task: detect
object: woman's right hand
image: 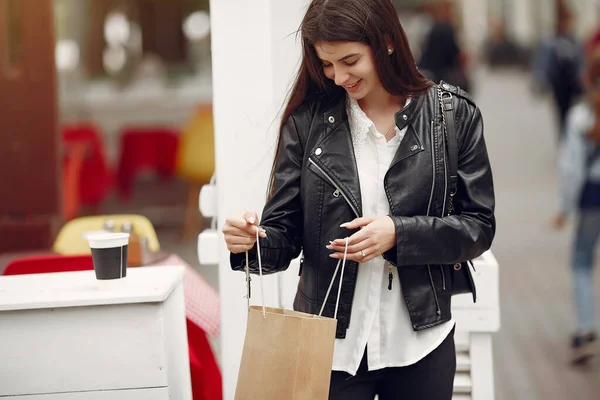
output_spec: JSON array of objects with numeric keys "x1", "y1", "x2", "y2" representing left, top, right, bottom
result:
[{"x1": 222, "y1": 211, "x2": 267, "y2": 254}]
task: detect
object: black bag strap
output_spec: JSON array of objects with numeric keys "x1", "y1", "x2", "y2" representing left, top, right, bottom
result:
[{"x1": 438, "y1": 84, "x2": 458, "y2": 215}]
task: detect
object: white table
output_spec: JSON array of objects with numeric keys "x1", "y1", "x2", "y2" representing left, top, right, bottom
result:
[{"x1": 0, "y1": 266, "x2": 192, "y2": 399}]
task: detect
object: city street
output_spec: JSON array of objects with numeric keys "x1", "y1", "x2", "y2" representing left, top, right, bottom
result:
[{"x1": 473, "y1": 67, "x2": 600, "y2": 400}]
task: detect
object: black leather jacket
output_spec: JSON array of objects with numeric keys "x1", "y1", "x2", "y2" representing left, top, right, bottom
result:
[{"x1": 231, "y1": 83, "x2": 495, "y2": 339}]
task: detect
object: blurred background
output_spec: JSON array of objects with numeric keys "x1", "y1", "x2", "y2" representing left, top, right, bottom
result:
[{"x1": 1, "y1": 0, "x2": 600, "y2": 399}]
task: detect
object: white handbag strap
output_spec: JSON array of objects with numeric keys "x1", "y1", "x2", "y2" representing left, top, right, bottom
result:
[
  {"x1": 252, "y1": 229, "x2": 266, "y2": 317},
  {"x1": 245, "y1": 231, "x2": 349, "y2": 320},
  {"x1": 319, "y1": 237, "x2": 349, "y2": 319}
]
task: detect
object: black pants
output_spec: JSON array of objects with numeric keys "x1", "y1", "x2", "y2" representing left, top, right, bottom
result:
[{"x1": 329, "y1": 328, "x2": 456, "y2": 400}]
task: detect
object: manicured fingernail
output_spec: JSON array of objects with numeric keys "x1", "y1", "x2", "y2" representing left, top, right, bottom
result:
[
  {"x1": 248, "y1": 216, "x2": 255, "y2": 224},
  {"x1": 329, "y1": 254, "x2": 338, "y2": 258},
  {"x1": 340, "y1": 222, "x2": 349, "y2": 227},
  {"x1": 326, "y1": 245, "x2": 333, "y2": 249}
]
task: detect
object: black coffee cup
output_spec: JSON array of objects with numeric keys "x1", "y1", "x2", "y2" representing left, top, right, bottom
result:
[{"x1": 87, "y1": 233, "x2": 130, "y2": 280}]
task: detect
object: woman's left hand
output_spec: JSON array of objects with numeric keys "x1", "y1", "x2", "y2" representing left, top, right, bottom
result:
[{"x1": 326, "y1": 216, "x2": 396, "y2": 262}]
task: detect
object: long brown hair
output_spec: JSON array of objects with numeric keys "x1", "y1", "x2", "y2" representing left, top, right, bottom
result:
[{"x1": 268, "y1": 0, "x2": 433, "y2": 197}]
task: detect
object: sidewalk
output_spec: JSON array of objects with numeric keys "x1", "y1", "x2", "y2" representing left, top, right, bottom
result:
[{"x1": 475, "y1": 67, "x2": 600, "y2": 400}]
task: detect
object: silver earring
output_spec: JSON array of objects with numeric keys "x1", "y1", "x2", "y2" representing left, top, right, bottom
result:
[{"x1": 388, "y1": 48, "x2": 393, "y2": 55}]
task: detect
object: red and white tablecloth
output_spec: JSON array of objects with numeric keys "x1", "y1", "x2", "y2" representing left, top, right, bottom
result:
[{"x1": 154, "y1": 254, "x2": 220, "y2": 338}]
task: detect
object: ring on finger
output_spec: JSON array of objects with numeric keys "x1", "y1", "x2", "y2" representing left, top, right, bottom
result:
[{"x1": 360, "y1": 250, "x2": 366, "y2": 258}]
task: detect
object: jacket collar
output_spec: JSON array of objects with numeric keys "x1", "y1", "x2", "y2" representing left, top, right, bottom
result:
[
  {"x1": 309, "y1": 90, "x2": 427, "y2": 216},
  {"x1": 321, "y1": 89, "x2": 425, "y2": 131}
]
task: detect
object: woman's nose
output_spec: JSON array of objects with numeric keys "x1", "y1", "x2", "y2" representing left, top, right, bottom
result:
[{"x1": 333, "y1": 67, "x2": 350, "y2": 86}]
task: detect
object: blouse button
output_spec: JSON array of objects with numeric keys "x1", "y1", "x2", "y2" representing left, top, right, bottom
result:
[
  {"x1": 402, "y1": 114, "x2": 408, "y2": 120},
  {"x1": 410, "y1": 145, "x2": 418, "y2": 151},
  {"x1": 328, "y1": 116, "x2": 335, "y2": 123},
  {"x1": 315, "y1": 148, "x2": 323, "y2": 156}
]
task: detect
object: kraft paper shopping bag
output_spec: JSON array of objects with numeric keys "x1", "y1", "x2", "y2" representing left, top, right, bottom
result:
[{"x1": 234, "y1": 234, "x2": 349, "y2": 400}]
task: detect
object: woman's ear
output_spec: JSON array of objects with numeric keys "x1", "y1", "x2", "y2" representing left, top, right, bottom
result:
[{"x1": 384, "y1": 34, "x2": 393, "y2": 54}]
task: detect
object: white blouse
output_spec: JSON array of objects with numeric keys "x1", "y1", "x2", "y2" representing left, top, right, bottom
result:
[{"x1": 331, "y1": 96, "x2": 455, "y2": 376}]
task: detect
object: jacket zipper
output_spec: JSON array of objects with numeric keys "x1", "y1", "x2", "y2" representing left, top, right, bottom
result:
[
  {"x1": 427, "y1": 265, "x2": 442, "y2": 315},
  {"x1": 440, "y1": 265, "x2": 446, "y2": 290},
  {"x1": 308, "y1": 158, "x2": 360, "y2": 217},
  {"x1": 427, "y1": 120, "x2": 442, "y2": 314},
  {"x1": 308, "y1": 157, "x2": 360, "y2": 325}
]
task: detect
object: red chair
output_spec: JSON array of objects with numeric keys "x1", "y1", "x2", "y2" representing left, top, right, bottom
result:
[
  {"x1": 116, "y1": 127, "x2": 180, "y2": 200},
  {"x1": 3, "y1": 254, "x2": 94, "y2": 276},
  {"x1": 62, "y1": 124, "x2": 113, "y2": 209},
  {"x1": 2, "y1": 254, "x2": 221, "y2": 400}
]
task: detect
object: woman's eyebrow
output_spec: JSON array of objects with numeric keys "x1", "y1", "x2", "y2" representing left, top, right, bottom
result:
[
  {"x1": 319, "y1": 53, "x2": 360, "y2": 63},
  {"x1": 337, "y1": 53, "x2": 360, "y2": 61}
]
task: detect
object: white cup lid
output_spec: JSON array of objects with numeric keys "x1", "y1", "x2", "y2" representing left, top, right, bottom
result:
[
  {"x1": 82, "y1": 230, "x2": 108, "y2": 240},
  {"x1": 87, "y1": 232, "x2": 130, "y2": 249}
]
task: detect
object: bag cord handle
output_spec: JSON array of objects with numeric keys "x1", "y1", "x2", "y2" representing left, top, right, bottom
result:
[{"x1": 245, "y1": 232, "x2": 349, "y2": 320}]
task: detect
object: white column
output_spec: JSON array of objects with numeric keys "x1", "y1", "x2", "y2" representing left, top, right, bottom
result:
[
  {"x1": 533, "y1": 0, "x2": 555, "y2": 40},
  {"x1": 457, "y1": 0, "x2": 489, "y2": 60},
  {"x1": 573, "y1": 0, "x2": 599, "y2": 39},
  {"x1": 505, "y1": 0, "x2": 537, "y2": 48},
  {"x1": 209, "y1": 1, "x2": 308, "y2": 398}
]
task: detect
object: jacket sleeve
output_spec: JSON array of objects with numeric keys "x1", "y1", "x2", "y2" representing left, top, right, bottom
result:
[
  {"x1": 386, "y1": 103, "x2": 495, "y2": 266},
  {"x1": 229, "y1": 111, "x2": 306, "y2": 274}
]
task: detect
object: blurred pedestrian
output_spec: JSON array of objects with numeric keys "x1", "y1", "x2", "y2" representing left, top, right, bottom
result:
[
  {"x1": 533, "y1": 4, "x2": 584, "y2": 138},
  {"x1": 552, "y1": 48, "x2": 600, "y2": 365},
  {"x1": 418, "y1": 0, "x2": 470, "y2": 92}
]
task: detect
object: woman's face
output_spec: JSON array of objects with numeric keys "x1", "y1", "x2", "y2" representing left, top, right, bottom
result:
[{"x1": 314, "y1": 41, "x2": 384, "y2": 101}]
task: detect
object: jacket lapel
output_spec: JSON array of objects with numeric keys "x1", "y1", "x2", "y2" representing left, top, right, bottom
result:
[
  {"x1": 389, "y1": 91, "x2": 427, "y2": 169},
  {"x1": 308, "y1": 99, "x2": 363, "y2": 217},
  {"x1": 388, "y1": 125, "x2": 425, "y2": 169}
]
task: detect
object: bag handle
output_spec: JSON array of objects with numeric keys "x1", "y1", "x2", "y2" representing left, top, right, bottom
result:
[
  {"x1": 245, "y1": 232, "x2": 349, "y2": 320},
  {"x1": 438, "y1": 84, "x2": 458, "y2": 215},
  {"x1": 318, "y1": 237, "x2": 349, "y2": 319}
]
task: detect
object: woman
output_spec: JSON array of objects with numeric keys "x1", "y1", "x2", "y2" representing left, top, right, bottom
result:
[
  {"x1": 418, "y1": 0, "x2": 471, "y2": 92},
  {"x1": 553, "y1": 48, "x2": 600, "y2": 365},
  {"x1": 222, "y1": 0, "x2": 495, "y2": 398}
]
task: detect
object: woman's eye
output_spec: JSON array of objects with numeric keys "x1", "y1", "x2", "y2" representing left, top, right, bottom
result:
[
  {"x1": 345, "y1": 60, "x2": 357, "y2": 66},
  {"x1": 323, "y1": 63, "x2": 332, "y2": 68}
]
